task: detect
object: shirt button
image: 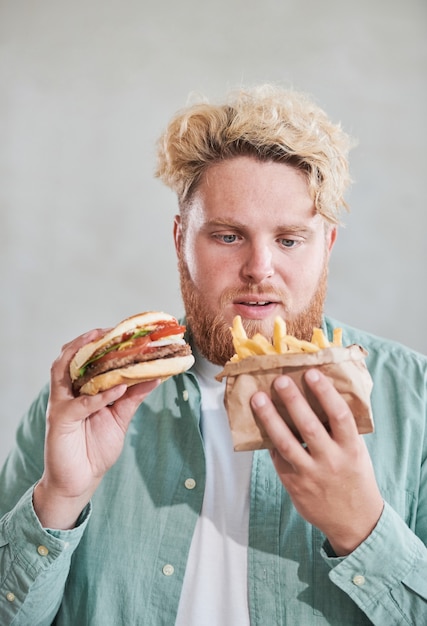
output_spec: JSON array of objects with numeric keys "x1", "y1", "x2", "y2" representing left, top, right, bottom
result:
[
  {"x1": 37, "y1": 545, "x2": 49, "y2": 556},
  {"x1": 352, "y1": 574, "x2": 366, "y2": 586},
  {"x1": 162, "y1": 564, "x2": 175, "y2": 576},
  {"x1": 182, "y1": 390, "x2": 189, "y2": 402},
  {"x1": 6, "y1": 592, "x2": 15, "y2": 602},
  {"x1": 184, "y1": 478, "x2": 196, "y2": 490}
]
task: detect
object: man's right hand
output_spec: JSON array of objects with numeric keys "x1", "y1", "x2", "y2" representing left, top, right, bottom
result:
[{"x1": 33, "y1": 329, "x2": 160, "y2": 530}]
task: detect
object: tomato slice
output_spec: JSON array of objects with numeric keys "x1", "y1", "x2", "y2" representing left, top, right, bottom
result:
[
  {"x1": 90, "y1": 335, "x2": 153, "y2": 367},
  {"x1": 80, "y1": 322, "x2": 186, "y2": 375},
  {"x1": 149, "y1": 322, "x2": 186, "y2": 342}
]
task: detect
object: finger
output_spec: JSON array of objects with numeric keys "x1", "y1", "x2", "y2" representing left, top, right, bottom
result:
[
  {"x1": 303, "y1": 369, "x2": 359, "y2": 446},
  {"x1": 72, "y1": 378, "x2": 161, "y2": 418},
  {"x1": 109, "y1": 379, "x2": 161, "y2": 427},
  {"x1": 48, "y1": 377, "x2": 162, "y2": 429},
  {"x1": 59, "y1": 328, "x2": 110, "y2": 357},
  {"x1": 251, "y1": 390, "x2": 311, "y2": 471},
  {"x1": 111, "y1": 379, "x2": 161, "y2": 411},
  {"x1": 47, "y1": 384, "x2": 129, "y2": 426},
  {"x1": 271, "y1": 375, "x2": 332, "y2": 453},
  {"x1": 50, "y1": 329, "x2": 111, "y2": 402}
]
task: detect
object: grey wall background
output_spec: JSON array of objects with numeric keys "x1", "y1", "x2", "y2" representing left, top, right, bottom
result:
[{"x1": 1, "y1": 0, "x2": 426, "y2": 466}]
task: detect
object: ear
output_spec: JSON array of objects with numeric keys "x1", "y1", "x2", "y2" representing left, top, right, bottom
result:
[
  {"x1": 326, "y1": 226, "x2": 337, "y2": 253},
  {"x1": 173, "y1": 214, "x2": 182, "y2": 255}
]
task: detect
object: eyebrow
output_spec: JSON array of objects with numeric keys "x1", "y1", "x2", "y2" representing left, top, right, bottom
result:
[{"x1": 203, "y1": 218, "x2": 316, "y2": 235}]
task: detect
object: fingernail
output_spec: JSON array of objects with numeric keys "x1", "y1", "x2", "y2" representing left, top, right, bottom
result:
[
  {"x1": 305, "y1": 369, "x2": 320, "y2": 382},
  {"x1": 274, "y1": 376, "x2": 290, "y2": 390},
  {"x1": 251, "y1": 392, "x2": 267, "y2": 409}
]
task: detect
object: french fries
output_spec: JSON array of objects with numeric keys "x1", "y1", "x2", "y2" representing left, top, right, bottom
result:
[{"x1": 230, "y1": 315, "x2": 342, "y2": 362}]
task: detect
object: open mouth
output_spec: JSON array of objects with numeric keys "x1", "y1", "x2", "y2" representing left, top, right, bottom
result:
[
  {"x1": 231, "y1": 292, "x2": 283, "y2": 318},
  {"x1": 232, "y1": 297, "x2": 281, "y2": 320}
]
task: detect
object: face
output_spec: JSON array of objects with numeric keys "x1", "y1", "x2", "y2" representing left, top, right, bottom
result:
[{"x1": 174, "y1": 156, "x2": 337, "y2": 365}]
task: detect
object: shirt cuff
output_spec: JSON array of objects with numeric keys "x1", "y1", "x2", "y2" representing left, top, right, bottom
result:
[
  {"x1": 321, "y1": 501, "x2": 427, "y2": 614},
  {"x1": 2, "y1": 485, "x2": 91, "y2": 575},
  {"x1": 0, "y1": 486, "x2": 91, "y2": 621}
]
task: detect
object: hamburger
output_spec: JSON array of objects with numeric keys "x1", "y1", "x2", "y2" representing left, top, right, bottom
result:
[{"x1": 70, "y1": 311, "x2": 194, "y2": 395}]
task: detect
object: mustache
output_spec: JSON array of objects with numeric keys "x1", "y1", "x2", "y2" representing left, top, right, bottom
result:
[{"x1": 219, "y1": 284, "x2": 288, "y2": 306}]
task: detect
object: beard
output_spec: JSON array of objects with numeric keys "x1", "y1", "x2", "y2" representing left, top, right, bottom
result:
[{"x1": 178, "y1": 255, "x2": 329, "y2": 366}]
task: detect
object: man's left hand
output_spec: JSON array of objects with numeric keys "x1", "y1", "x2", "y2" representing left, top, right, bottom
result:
[{"x1": 251, "y1": 368, "x2": 384, "y2": 556}]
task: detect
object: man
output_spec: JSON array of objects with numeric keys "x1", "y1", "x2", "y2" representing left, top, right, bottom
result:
[{"x1": 1, "y1": 85, "x2": 426, "y2": 625}]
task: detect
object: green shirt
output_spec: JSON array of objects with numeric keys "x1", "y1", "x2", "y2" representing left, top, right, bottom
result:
[{"x1": 1, "y1": 318, "x2": 426, "y2": 625}]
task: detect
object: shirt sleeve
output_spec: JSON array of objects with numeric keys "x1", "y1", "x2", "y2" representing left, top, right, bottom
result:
[
  {"x1": 0, "y1": 385, "x2": 91, "y2": 625},
  {"x1": 321, "y1": 501, "x2": 427, "y2": 625},
  {"x1": 0, "y1": 485, "x2": 91, "y2": 626}
]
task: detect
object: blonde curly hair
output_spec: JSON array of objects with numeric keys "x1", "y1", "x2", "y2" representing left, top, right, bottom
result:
[{"x1": 156, "y1": 84, "x2": 353, "y2": 224}]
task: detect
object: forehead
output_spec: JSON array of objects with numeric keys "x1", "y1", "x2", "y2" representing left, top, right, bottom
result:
[{"x1": 187, "y1": 156, "x2": 318, "y2": 228}]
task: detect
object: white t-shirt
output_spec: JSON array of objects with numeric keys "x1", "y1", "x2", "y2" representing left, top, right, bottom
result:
[{"x1": 175, "y1": 353, "x2": 253, "y2": 626}]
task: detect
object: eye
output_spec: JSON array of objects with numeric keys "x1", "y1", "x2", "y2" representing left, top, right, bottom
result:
[
  {"x1": 215, "y1": 234, "x2": 239, "y2": 244},
  {"x1": 278, "y1": 238, "x2": 301, "y2": 249}
]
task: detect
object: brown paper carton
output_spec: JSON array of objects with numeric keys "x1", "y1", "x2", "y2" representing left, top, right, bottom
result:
[{"x1": 216, "y1": 345, "x2": 374, "y2": 451}]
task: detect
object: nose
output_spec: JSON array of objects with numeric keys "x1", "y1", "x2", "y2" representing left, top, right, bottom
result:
[{"x1": 240, "y1": 241, "x2": 274, "y2": 284}]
